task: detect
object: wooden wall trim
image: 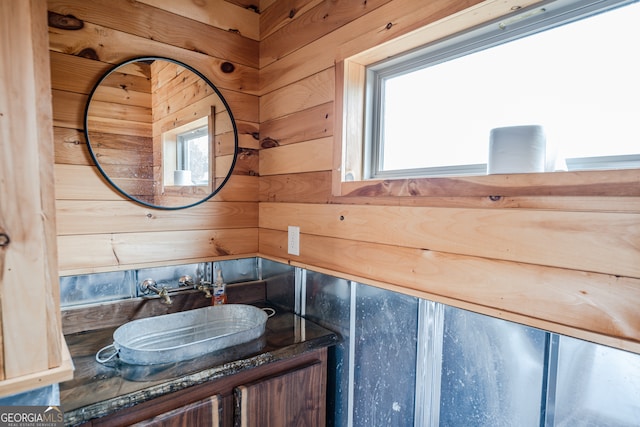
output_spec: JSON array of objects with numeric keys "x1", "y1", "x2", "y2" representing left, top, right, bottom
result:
[
  {"x1": 259, "y1": 202, "x2": 640, "y2": 278},
  {"x1": 336, "y1": 170, "x2": 640, "y2": 198},
  {"x1": 258, "y1": 229, "x2": 640, "y2": 354}
]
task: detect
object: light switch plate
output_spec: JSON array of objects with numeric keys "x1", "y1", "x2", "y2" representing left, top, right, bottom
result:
[{"x1": 288, "y1": 225, "x2": 300, "y2": 256}]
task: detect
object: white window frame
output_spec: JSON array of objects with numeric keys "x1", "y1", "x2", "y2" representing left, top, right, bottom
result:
[
  {"x1": 177, "y1": 125, "x2": 209, "y2": 174},
  {"x1": 333, "y1": 0, "x2": 640, "y2": 198},
  {"x1": 365, "y1": 0, "x2": 638, "y2": 179}
]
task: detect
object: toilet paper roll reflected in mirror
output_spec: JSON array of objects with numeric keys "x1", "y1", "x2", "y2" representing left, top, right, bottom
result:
[
  {"x1": 488, "y1": 125, "x2": 546, "y2": 174},
  {"x1": 174, "y1": 170, "x2": 192, "y2": 186}
]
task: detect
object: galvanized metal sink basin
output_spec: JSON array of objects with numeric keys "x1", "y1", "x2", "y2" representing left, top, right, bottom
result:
[{"x1": 96, "y1": 304, "x2": 269, "y2": 365}]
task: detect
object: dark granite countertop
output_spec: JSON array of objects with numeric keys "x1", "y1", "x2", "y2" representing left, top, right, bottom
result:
[{"x1": 60, "y1": 304, "x2": 337, "y2": 426}]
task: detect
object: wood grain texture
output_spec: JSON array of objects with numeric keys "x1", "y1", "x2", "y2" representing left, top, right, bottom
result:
[
  {"x1": 256, "y1": 0, "x2": 640, "y2": 358},
  {"x1": 49, "y1": 52, "x2": 259, "y2": 126},
  {"x1": 260, "y1": 67, "x2": 334, "y2": 121},
  {"x1": 52, "y1": 89, "x2": 86, "y2": 129},
  {"x1": 260, "y1": 203, "x2": 640, "y2": 278},
  {"x1": 49, "y1": 50, "x2": 112, "y2": 94},
  {"x1": 58, "y1": 228, "x2": 259, "y2": 273},
  {"x1": 48, "y1": 21, "x2": 258, "y2": 94},
  {"x1": 88, "y1": 348, "x2": 326, "y2": 426},
  {"x1": 1, "y1": 0, "x2": 52, "y2": 379},
  {"x1": 49, "y1": 0, "x2": 259, "y2": 67},
  {"x1": 49, "y1": 0, "x2": 260, "y2": 278},
  {"x1": 131, "y1": 395, "x2": 220, "y2": 427},
  {"x1": 260, "y1": 0, "x2": 392, "y2": 68},
  {"x1": 236, "y1": 362, "x2": 325, "y2": 427},
  {"x1": 0, "y1": 0, "x2": 72, "y2": 393},
  {"x1": 259, "y1": 101, "x2": 333, "y2": 147},
  {"x1": 258, "y1": 229, "x2": 640, "y2": 354},
  {"x1": 339, "y1": 170, "x2": 640, "y2": 198},
  {"x1": 260, "y1": 0, "x2": 324, "y2": 40},
  {"x1": 137, "y1": 0, "x2": 260, "y2": 41},
  {"x1": 61, "y1": 158, "x2": 263, "y2": 204},
  {"x1": 53, "y1": 127, "x2": 93, "y2": 165},
  {"x1": 259, "y1": 0, "x2": 489, "y2": 95},
  {"x1": 57, "y1": 201, "x2": 258, "y2": 235},
  {"x1": 331, "y1": 194, "x2": 640, "y2": 212},
  {"x1": 260, "y1": 171, "x2": 332, "y2": 203},
  {"x1": 259, "y1": 137, "x2": 333, "y2": 176},
  {"x1": 42, "y1": 0, "x2": 640, "y2": 364}
]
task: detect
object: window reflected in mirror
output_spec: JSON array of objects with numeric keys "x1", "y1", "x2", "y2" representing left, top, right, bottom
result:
[
  {"x1": 162, "y1": 116, "x2": 211, "y2": 187},
  {"x1": 85, "y1": 57, "x2": 237, "y2": 209}
]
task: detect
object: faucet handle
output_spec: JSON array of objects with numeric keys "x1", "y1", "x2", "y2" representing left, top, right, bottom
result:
[
  {"x1": 178, "y1": 275, "x2": 193, "y2": 286},
  {"x1": 139, "y1": 278, "x2": 157, "y2": 294}
]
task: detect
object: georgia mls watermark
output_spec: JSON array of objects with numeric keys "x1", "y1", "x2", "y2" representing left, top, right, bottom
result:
[{"x1": 0, "y1": 406, "x2": 63, "y2": 427}]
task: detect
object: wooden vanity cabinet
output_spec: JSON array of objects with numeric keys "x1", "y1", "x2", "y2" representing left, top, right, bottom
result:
[
  {"x1": 87, "y1": 347, "x2": 327, "y2": 427},
  {"x1": 235, "y1": 361, "x2": 325, "y2": 427},
  {"x1": 132, "y1": 395, "x2": 222, "y2": 426}
]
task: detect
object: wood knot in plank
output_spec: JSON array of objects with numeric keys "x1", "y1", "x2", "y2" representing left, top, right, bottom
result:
[
  {"x1": 238, "y1": 147, "x2": 257, "y2": 158},
  {"x1": 221, "y1": 62, "x2": 235, "y2": 73},
  {"x1": 78, "y1": 48, "x2": 99, "y2": 60},
  {"x1": 260, "y1": 137, "x2": 279, "y2": 148},
  {"x1": 48, "y1": 11, "x2": 84, "y2": 30},
  {"x1": 407, "y1": 180, "x2": 419, "y2": 196},
  {"x1": 213, "y1": 243, "x2": 230, "y2": 256},
  {"x1": 251, "y1": 132, "x2": 260, "y2": 140},
  {"x1": 385, "y1": 22, "x2": 393, "y2": 30},
  {"x1": 289, "y1": 8, "x2": 297, "y2": 19}
]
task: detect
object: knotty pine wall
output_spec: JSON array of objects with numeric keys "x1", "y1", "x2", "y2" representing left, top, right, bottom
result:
[
  {"x1": 48, "y1": 0, "x2": 260, "y2": 276},
  {"x1": 45, "y1": 0, "x2": 639, "y2": 354},
  {"x1": 257, "y1": 0, "x2": 640, "y2": 354}
]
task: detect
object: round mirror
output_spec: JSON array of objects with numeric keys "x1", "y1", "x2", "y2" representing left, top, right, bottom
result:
[{"x1": 84, "y1": 57, "x2": 238, "y2": 209}]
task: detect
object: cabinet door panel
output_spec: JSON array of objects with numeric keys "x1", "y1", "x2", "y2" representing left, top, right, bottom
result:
[
  {"x1": 235, "y1": 361, "x2": 325, "y2": 427},
  {"x1": 132, "y1": 395, "x2": 221, "y2": 427}
]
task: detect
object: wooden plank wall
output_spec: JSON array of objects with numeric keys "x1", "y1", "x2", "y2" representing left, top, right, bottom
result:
[
  {"x1": 0, "y1": 0, "x2": 72, "y2": 391},
  {"x1": 257, "y1": 0, "x2": 640, "y2": 353},
  {"x1": 86, "y1": 60, "x2": 154, "y2": 203},
  {"x1": 45, "y1": 0, "x2": 640, "y2": 353},
  {"x1": 48, "y1": 0, "x2": 260, "y2": 275}
]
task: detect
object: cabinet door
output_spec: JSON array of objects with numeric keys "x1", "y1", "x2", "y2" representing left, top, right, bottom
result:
[
  {"x1": 235, "y1": 361, "x2": 325, "y2": 427},
  {"x1": 131, "y1": 395, "x2": 221, "y2": 427}
]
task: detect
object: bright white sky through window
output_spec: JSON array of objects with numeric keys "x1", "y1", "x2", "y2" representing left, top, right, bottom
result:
[{"x1": 382, "y1": 2, "x2": 640, "y2": 171}]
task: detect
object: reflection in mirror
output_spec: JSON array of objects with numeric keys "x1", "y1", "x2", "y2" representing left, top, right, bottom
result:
[{"x1": 84, "y1": 57, "x2": 237, "y2": 209}]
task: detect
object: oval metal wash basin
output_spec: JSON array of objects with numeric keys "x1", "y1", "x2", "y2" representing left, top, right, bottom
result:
[{"x1": 96, "y1": 304, "x2": 268, "y2": 365}]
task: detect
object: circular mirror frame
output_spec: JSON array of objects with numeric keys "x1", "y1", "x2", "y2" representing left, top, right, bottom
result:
[{"x1": 84, "y1": 56, "x2": 239, "y2": 210}]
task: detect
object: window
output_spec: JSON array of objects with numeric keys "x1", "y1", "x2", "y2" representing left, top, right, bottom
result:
[
  {"x1": 177, "y1": 125, "x2": 209, "y2": 185},
  {"x1": 364, "y1": 0, "x2": 640, "y2": 179},
  {"x1": 162, "y1": 116, "x2": 211, "y2": 187}
]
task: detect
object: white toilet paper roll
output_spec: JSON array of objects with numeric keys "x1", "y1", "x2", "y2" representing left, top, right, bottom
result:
[
  {"x1": 487, "y1": 125, "x2": 546, "y2": 174},
  {"x1": 174, "y1": 170, "x2": 192, "y2": 185}
]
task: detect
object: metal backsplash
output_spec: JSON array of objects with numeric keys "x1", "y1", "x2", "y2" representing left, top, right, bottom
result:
[
  {"x1": 60, "y1": 259, "x2": 640, "y2": 426},
  {"x1": 59, "y1": 258, "x2": 258, "y2": 308},
  {"x1": 261, "y1": 261, "x2": 640, "y2": 427}
]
